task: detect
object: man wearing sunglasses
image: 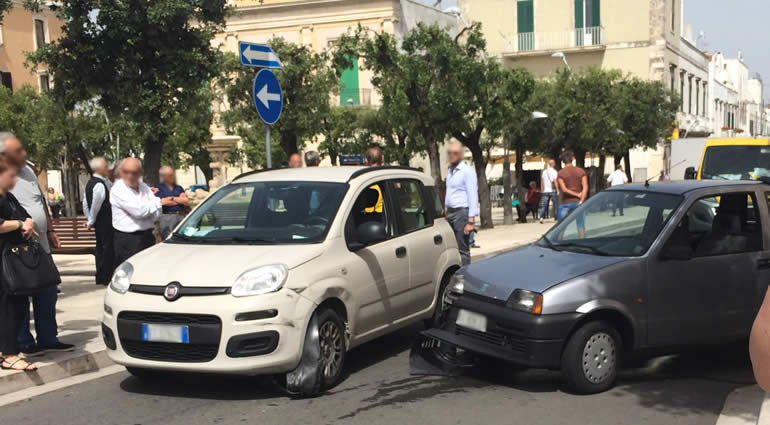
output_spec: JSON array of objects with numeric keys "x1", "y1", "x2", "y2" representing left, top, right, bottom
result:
[{"x1": 110, "y1": 157, "x2": 162, "y2": 266}]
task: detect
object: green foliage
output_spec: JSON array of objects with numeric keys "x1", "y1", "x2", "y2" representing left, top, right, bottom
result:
[
  {"x1": 318, "y1": 107, "x2": 366, "y2": 166},
  {"x1": 25, "y1": 0, "x2": 229, "y2": 184},
  {"x1": 0, "y1": 0, "x2": 11, "y2": 23},
  {"x1": 221, "y1": 38, "x2": 338, "y2": 168}
]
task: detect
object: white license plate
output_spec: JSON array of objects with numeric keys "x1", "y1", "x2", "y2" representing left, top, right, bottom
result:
[
  {"x1": 456, "y1": 309, "x2": 487, "y2": 333},
  {"x1": 142, "y1": 324, "x2": 189, "y2": 343}
]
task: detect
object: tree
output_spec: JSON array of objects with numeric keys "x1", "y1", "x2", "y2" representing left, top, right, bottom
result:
[
  {"x1": 318, "y1": 107, "x2": 362, "y2": 166},
  {"x1": 222, "y1": 39, "x2": 338, "y2": 167},
  {"x1": 334, "y1": 24, "x2": 451, "y2": 187},
  {"x1": 25, "y1": 0, "x2": 228, "y2": 185},
  {"x1": 0, "y1": 0, "x2": 11, "y2": 23}
]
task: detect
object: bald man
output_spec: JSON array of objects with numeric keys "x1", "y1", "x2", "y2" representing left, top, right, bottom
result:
[
  {"x1": 288, "y1": 153, "x2": 303, "y2": 168},
  {"x1": 110, "y1": 158, "x2": 162, "y2": 265},
  {"x1": 83, "y1": 157, "x2": 115, "y2": 285},
  {"x1": 155, "y1": 166, "x2": 189, "y2": 239}
]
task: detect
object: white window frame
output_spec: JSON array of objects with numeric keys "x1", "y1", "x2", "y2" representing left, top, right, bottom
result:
[
  {"x1": 32, "y1": 16, "x2": 50, "y2": 50},
  {"x1": 0, "y1": 24, "x2": 4, "y2": 47},
  {"x1": 37, "y1": 71, "x2": 52, "y2": 93}
]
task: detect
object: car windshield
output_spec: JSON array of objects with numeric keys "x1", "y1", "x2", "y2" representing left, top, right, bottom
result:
[
  {"x1": 540, "y1": 190, "x2": 682, "y2": 257},
  {"x1": 171, "y1": 181, "x2": 347, "y2": 244},
  {"x1": 701, "y1": 145, "x2": 770, "y2": 180}
]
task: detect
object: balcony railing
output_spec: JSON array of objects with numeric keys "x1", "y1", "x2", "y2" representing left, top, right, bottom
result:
[
  {"x1": 504, "y1": 26, "x2": 605, "y2": 54},
  {"x1": 336, "y1": 88, "x2": 373, "y2": 107}
]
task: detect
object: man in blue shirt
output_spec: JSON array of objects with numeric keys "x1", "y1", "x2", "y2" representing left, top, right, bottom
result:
[
  {"x1": 445, "y1": 142, "x2": 478, "y2": 266},
  {"x1": 155, "y1": 166, "x2": 189, "y2": 239}
]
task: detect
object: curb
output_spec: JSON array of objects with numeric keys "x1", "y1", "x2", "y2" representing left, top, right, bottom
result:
[
  {"x1": 0, "y1": 348, "x2": 113, "y2": 397},
  {"x1": 758, "y1": 392, "x2": 770, "y2": 425}
]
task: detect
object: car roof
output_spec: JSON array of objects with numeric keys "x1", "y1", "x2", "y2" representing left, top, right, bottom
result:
[
  {"x1": 606, "y1": 179, "x2": 767, "y2": 195},
  {"x1": 231, "y1": 165, "x2": 434, "y2": 185}
]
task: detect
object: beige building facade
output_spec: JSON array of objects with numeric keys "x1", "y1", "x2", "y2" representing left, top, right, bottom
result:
[{"x1": 0, "y1": 1, "x2": 62, "y2": 93}]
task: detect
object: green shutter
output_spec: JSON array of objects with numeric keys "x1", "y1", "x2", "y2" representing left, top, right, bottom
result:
[
  {"x1": 591, "y1": 0, "x2": 601, "y2": 27},
  {"x1": 339, "y1": 55, "x2": 360, "y2": 106},
  {"x1": 517, "y1": 0, "x2": 534, "y2": 51},
  {"x1": 574, "y1": 0, "x2": 584, "y2": 29}
]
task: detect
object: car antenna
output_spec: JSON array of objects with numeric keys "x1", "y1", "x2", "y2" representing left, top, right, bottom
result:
[{"x1": 645, "y1": 159, "x2": 688, "y2": 187}]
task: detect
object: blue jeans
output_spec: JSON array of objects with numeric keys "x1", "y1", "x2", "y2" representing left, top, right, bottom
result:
[
  {"x1": 18, "y1": 286, "x2": 59, "y2": 348},
  {"x1": 557, "y1": 202, "x2": 585, "y2": 228},
  {"x1": 540, "y1": 191, "x2": 559, "y2": 219}
]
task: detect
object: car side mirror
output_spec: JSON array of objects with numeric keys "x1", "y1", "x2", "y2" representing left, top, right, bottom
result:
[
  {"x1": 684, "y1": 167, "x2": 697, "y2": 180},
  {"x1": 356, "y1": 221, "x2": 387, "y2": 247},
  {"x1": 661, "y1": 243, "x2": 693, "y2": 261}
]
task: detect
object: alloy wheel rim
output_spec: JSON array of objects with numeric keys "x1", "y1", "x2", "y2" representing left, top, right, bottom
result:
[
  {"x1": 319, "y1": 321, "x2": 343, "y2": 380},
  {"x1": 582, "y1": 332, "x2": 615, "y2": 384}
]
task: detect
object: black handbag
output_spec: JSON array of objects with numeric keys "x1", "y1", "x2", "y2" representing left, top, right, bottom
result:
[{"x1": 1, "y1": 240, "x2": 61, "y2": 295}]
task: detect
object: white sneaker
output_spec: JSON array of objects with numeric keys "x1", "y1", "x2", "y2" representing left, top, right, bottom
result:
[{"x1": 539, "y1": 218, "x2": 544, "y2": 224}]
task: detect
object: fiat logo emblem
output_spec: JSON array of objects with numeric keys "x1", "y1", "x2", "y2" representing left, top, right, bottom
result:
[{"x1": 164, "y1": 282, "x2": 181, "y2": 301}]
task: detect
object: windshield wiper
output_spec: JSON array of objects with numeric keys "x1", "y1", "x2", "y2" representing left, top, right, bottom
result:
[
  {"x1": 199, "y1": 235, "x2": 275, "y2": 244},
  {"x1": 552, "y1": 242, "x2": 612, "y2": 256},
  {"x1": 169, "y1": 233, "x2": 199, "y2": 243},
  {"x1": 701, "y1": 172, "x2": 728, "y2": 180},
  {"x1": 540, "y1": 235, "x2": 561, "y2": 252}
]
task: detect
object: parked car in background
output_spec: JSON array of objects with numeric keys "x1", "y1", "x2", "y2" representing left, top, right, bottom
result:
[
  {"x1": 685, "y1": 138, "x2": 770, "y2": 180},
  {"x1": 102, "y1": 166, "x2": 461, "y2": 395},
  {"x1": 425, "y1": 180, "x2": 770, "y2": 394}
]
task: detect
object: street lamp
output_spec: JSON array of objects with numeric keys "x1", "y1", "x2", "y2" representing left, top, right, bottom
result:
[
  {"x1": 552, "y1": 52, "x2": 572, "y2": 72},
  {"x1": 443, "y1": 6, "x2": 469, "y2": 27},
  {"x1": 532, "y1": 111, "x2": 548, "y2": 120}
]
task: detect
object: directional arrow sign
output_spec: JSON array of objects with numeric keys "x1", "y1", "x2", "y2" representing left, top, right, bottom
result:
[
  {"x1": 239, "y1": 41, "x2": 283, "y2": 69},
  {"x1": 253, "y1": 69, "x2": 283, "y2": 125}
]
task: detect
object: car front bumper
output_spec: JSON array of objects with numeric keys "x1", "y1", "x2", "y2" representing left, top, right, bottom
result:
[
  {"x1": 102, "y1": 287, "x2": 316, "y2": 375},
  {"x1": 424, "y1": 293, "x2": 582, "y2": 369}
]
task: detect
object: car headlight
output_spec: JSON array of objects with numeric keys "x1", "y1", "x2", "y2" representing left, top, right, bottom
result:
[
  {"x1": 450, "y1": 274, "x2": 465, "y2": 295},
  {"x1": 110, "y1": 262, "x2": 133, "y2": 294},
  {"x1": 506, "y1": 289, "x2": 543, "y2": 315},
  {"x1": 232, "y1": 264, "x2": 287, "y2": 297}
]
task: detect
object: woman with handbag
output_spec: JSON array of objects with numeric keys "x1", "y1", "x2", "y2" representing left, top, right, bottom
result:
[{"x1": 0, "y1": 155, "x2": 38, "y2": 371}]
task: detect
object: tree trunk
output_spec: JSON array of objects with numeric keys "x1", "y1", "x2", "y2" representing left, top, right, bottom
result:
[
  {"x1": 330, "y1": 151, "x2": 338, "y2": 166},
  {"x1": 624, "y1": 150, "x2": 632, "y2": 182},
  {"x1": 426, "y1": 140, "x2": 442, "y2": 188},
  {"x1": 515, "y1": 143, "x2": 528, "y2": 222},
  {"x1": 143, "y1": 138, "x2": 164, "y2": 187},
  {"x1": 502, "y1": 141, "x2": 514, "y2": 225},
  {"x1": 597, "y1": 155, "x2": 607, "y2": 193},
  {"x1": 614, "y1": 154, "x2": 623, "y2": 168},
  {"x1": 281, "y1": 132, "x2": 298, "y2": 156},
  {"x1": 574, "y1": 148, "x2": 587, "y2": 169},
  {"x1": 468, "y1": 144, "x2": 493, "y2": 229}
]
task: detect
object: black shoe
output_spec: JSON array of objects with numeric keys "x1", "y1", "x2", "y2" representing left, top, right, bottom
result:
[
  {"x1": 20, "y1": 345, "x2": 45, "y2": 357},
  {"x1": 470, "y1": 244, "x2": 481, "y2": 249},
  {"x1": 40, "y1": 342, "x2": 75, "y2": 353}
]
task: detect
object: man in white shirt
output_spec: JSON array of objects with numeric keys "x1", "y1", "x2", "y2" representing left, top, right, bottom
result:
[
  {"x1": 83, "y1": 157, "x2": 115, "y2": 285},
  {"x1": 111, "y1": 157, "x2": 162, "y2": 266},
  {"x1": 539, "y1": 159, "x2": 559, "y2": 224},
  {"x1": 607, "y1": 165, "x2": 629, "y2": 217}
]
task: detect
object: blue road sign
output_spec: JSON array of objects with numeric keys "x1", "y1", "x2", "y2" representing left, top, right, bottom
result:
[
  {"x1": 253, "y1": 69, "x2": 283, "y2": 125},
  {"x1": 239, "y1": 42, "x2": 283, "y2": 69}
]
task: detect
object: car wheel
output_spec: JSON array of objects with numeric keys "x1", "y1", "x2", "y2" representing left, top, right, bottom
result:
[
  {"x1": 561, "y1": 320, "x2": 621, "y2": 394},
  {"x1": 425, "y1": 273, "x2": 454, "y2": 329},
  {"x1": 316, "y1": 308, "x2": 346, "y2": 389}
]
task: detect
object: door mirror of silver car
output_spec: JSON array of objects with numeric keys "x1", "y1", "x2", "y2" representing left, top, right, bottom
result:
[
  {"x1": 661, "y1": 243, "x2": 693, "y2": 261},
  {"x1": 355, "y1": 221, "x2": 387, "y2": 248},
  {"x1": 684, "y1": 167, "x2": 697, "y2": 180}
]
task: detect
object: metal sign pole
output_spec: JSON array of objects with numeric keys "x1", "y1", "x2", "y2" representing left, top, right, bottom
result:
[{"x1": 265, "y1": 125, "x2": 272, "y2": 169}]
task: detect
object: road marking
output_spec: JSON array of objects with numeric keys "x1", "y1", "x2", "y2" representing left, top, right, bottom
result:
[
  {"x1": 716, "y1": 385, "x2": 764, "y2": 425},
  {"x1": 757, "y1": 392, "x2": 770, "y2": 425},
  {"x1": 0, "y1": 365, "x2": 124, "y2": 407}
]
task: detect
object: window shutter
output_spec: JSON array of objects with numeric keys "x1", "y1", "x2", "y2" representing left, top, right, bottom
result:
[
  {"x1": 574, "y1": 0, "x2": 584, "y2": 29},
  {"x1": 517, "y1": 1, "x2": 534, "y2": 34},
  {"x1": 34, "y1": 20, "x2": 46, "y2": 48},
  {"x1": 339, "y1": 55, "x2": 360, "y2": 106},
  {"x1": 591, "y1": 0, "x2": 601, "y2": 27},
  {"x1": 1, "y1": 72, "x2": 11, "y2": 92}
]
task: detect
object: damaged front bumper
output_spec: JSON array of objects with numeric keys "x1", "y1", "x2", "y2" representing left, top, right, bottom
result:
[{"x1": 420, "y1": 294, "x2": 581, "y2": 370}]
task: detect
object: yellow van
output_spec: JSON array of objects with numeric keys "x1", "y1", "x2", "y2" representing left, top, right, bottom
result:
[{"x1": 686, "y1": 138, "x2": 770, "y2": 181}]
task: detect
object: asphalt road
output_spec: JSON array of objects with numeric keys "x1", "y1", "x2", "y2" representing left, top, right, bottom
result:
[{"x1": 3, "y1": 324, "x2": 758, "y2": 425}]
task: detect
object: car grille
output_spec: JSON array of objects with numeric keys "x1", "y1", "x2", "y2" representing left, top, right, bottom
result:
[
  {"x1": 121, "y1": 340, "x2": 219, "y2": 362},
  {"x1": 455, "y1": 325, "x2": 526, "y2": 353},
  {"x1": 118, "y1": 311, "x2": 220, "y2": 325}
]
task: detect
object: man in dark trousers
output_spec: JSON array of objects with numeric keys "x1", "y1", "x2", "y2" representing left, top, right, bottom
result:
[{"x1": 83, "y1": 157, "x2": 115, "y2": 285}]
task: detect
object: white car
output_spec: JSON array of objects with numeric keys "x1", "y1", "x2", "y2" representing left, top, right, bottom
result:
[{"x1": 102, "y1": 166, "x2": 461, "y2": 395}]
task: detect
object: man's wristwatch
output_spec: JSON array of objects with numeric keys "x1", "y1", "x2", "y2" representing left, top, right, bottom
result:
[{"x1": 17, "y1": 220, "x2": 23, "y2": 229}]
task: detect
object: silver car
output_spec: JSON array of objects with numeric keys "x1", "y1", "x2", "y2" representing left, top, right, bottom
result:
[{"x1": 425, "y1": 180, "x2": 770, "y2": 394}]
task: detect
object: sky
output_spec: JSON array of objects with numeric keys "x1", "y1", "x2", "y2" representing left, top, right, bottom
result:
[{"x1": 422, "y1": 0, "x2": 768, "y2": 98}]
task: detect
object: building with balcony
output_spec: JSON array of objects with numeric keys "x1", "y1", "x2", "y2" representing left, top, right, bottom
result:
[{"x1": 0, "y1": 1, "x2": 62, "y2": 93}]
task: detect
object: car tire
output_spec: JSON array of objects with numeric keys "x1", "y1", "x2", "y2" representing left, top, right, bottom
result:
[
  {"x1": 561, "y1": 320, "x2": 621, "y2": 394},
  {"x1": 316, "y1": 308, "x2": 347, "y2": 389},
  {"x1": 425, "y1": 272, "x2": 454, "y2": 329}
]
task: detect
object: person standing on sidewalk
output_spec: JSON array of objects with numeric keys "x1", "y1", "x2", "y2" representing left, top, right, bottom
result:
[
  {"x1": 155, "y1": 166, "x2": 189, "y2": 239},
  {"x1": 445, "y1": 142, "x2": 478, "y2": 266},
  {"x1": 0, "y1": 155, "x2": 39, "y2": 371},
  {"x1": 288, "y1": 153, "x2": 303, "y2": 168},
  {"x1": 0, "y1": 132, "x2": 74, "y2": 356},
  {"x1": 111, "y1": 158, "x2": 162, "y2": 266},
  {"x1": 305, "y1": 151, "x2": 320, "y2": 167},
  {"x1": 540, "y1": 159, "x2": 559, "y2": 223},
  {"x1": 607, "y1": 164, "x2": 629, "y2": 217},
  {"x1": 83, "y1": 157, "x2": 115, "y2": 286},
  {"x1": 556, "y1": 152, "x2": 588, "y2": 238}
]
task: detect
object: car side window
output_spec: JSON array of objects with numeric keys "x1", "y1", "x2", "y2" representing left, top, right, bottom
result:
[
  {"x1": 667, "y1": 192, "x2": 762, "y2": 258},
  {"x1": 389, "y1": 179, "x2": 432, "y2": 235},
  {"x1": 425, "y1": 185, "x2": 444, "y2": 220},
  {"x1": 345, "y1": 181, "x2": 390, "y2": 246}
]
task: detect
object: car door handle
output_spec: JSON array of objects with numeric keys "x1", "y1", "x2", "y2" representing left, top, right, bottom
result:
[
  {"x1": 395, "y1": 247, "x2": 407, "y2": 258},
  {"x1": 434, "y1": 235, "x2": 443, "y2": 245},
  {"x1": 758, "y1": 259, "x2": 770, "y2": 270}
]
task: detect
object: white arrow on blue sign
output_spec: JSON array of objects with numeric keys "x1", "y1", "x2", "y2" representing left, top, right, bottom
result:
[
  {"x1": 239, "y1": 41, "x2": 283, "y2": 69},
  {"x1": 253, "y1": 69, "x2": 283, "y2": 125}
]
